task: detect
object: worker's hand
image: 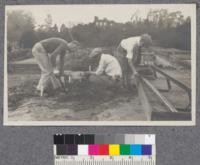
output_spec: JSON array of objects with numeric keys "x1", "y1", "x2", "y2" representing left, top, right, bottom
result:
[
  {"x1": 59, "y1": 71, "x2": 65, "y2": 77},
  {"x1": 131, "y1": 71, "x2": 138, "y2": 79},
  {"x1": 49, "y1": 53, "x2": 56, "y2": 66},
  {"x1": 60, "y1": 76, "x2": 65, "y2": 84},
  {"x1": 130, "y1": 72, "x2": 139, "y2": 86},
  {"x1": 82, "y1": 71, "x2": 92, "y2": 79}
]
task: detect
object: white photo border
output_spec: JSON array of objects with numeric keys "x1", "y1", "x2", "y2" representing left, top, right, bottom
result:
[{"x1": 4, "y1": 4, "x2": 196, "y2": 126}]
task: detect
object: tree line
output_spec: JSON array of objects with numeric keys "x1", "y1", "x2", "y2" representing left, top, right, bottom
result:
[{"x1": 7, "y1": 9, "x2": 191, "y2": 51}]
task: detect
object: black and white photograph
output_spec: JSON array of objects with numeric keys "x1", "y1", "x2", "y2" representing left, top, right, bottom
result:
[{"x1": 4, "y1": 4, "x2": 196, "y2": 125}]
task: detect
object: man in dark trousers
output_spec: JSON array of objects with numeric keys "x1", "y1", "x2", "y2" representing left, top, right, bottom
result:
[{"x1": 116, "y1": 34, "x2": 152, "y2": 88}]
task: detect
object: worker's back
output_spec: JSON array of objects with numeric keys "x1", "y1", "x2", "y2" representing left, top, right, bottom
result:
[{"x1": 40, "y1": 37, "x2": 68, "y2": 53}]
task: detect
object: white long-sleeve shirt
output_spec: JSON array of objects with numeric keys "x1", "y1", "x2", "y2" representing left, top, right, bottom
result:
[
  {"x1": 95, "y1": 54, "x2": 122, "y2": 78},
  {"x1": 120, "y1": 36, "x2": 141, "y2": 59}
]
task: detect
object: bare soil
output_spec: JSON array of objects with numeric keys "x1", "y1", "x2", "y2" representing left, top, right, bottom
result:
[
  {"x1": 7, "y1": 47, "x2": 191, "y2": 122},
  {"x1": 8, "y1": 74, "x2": 146, "y2": 121}
]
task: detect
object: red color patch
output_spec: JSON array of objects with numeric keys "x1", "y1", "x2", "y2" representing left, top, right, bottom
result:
[{"x1": 99, "y1": 144, "x2": 109, "y2": 155}]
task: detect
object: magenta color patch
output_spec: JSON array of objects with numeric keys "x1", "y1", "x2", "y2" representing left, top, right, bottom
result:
[{"x1": 88, "y1": 144, "x2": 99, "y2": 155}]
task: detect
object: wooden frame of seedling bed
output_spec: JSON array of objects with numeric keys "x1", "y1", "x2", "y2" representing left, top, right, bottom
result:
[{"x1": 137, "y1": 65, "x2": 191, "y2": 121}]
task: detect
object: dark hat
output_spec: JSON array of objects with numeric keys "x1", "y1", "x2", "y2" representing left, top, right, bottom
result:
[{"x1": 140, "y1": 34, "x2": 152, "y2": 47}]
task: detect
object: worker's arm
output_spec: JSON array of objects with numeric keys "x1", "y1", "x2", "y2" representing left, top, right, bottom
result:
[
  {"x1": 94, "y1": 57, "x2": 105, "y2": 75},
  {"x1": 86, "y1": 65, "x2": 104, "y2": 75},
  {"x1": 126, "y1": 49, "x2": 138, "y2": 75},
  {"x1": 127, "y1": 48, "x2": 139, "y2": 86},
  {"x1": 50, "y1": 43, "x2": 67, "y2": 67},
  {"x1": 128, "y1": 59, "x2": 137, "y2": 75},
  {"x1": 127, "y1": 57, "x2": 139, "y2": 86},
  {"x1": 85, "y1": 56, "x2": 104, "y2": 76},
  {"x1": 59, "y1": 53, "x2": 65, "y2": 76}
]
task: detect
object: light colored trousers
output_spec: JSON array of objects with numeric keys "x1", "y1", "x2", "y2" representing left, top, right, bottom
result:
[{"x1": 32, "y1": 43, "x2": 61, "y2": 91}]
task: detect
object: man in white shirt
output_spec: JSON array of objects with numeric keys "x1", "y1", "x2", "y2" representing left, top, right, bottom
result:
[
  {"x1": 116, "y1": 34, "x2": 152, "y2": 88},
  {"x1": 87, "y1": 48, "x2": 122, "y2": 87}
]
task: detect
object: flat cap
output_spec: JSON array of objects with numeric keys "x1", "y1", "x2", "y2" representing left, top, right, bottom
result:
[
  {"x1": 67, "y1": 40, "x2": 81, "y2": 49},
  {"x1": 89, "y1": 48, "x2": 102, "y2": 58}
]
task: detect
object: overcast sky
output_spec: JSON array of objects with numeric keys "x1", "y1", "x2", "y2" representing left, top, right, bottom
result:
[{"x1": 6, "y1": 4, "x2": 195, "y2": 28}]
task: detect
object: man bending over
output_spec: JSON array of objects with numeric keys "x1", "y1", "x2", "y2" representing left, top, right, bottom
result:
[{"x1": 32, "y1": 37, "x2": 80, "y2": 95}]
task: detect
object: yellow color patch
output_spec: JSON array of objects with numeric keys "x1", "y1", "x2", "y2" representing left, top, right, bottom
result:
[{"x1": 109, "y1": 144, "x2": 120, "y2": 155}]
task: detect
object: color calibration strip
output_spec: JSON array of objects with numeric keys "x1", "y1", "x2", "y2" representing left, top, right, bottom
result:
[
  {"x1": 54, "y1": 134, "x2": 156, "y2": 165},
  {"x1": 55, "y1": 144, "x2": 153, "y2": 156}
]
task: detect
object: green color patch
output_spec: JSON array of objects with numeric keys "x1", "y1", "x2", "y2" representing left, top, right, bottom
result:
[{"x1": 120, "y1": 144, "x2": 130, "y2": 155}]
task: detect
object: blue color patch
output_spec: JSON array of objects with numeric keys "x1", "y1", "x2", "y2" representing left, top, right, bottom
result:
[
  {"x1": 142, "y1": 145, "x2": 152, "y2": 155},
  {"x1": 130, "y1": 145, "x2": 142, "y2": 155}
]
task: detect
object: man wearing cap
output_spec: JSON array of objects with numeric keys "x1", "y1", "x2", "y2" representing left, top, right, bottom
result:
[
  {"x1": 87, "y1": 48, "x2": 122, "y2": 87},
  {"x1": 116, "y1": 34, "x2": 152, "y2": 88},
  {"x1": 32, "y1": 37, "x2": 80, "y2": 95}
]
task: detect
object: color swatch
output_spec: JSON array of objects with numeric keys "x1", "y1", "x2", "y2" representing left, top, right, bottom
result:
[
  {"x1": 54, "y1": 134, "x2": 155, "y2": 156},
  {"x1": 109, "y1": 144, "x2": 120, "y2": 155},
  {"x1": 55, "y1": 144, "x2": 152, "y2": 156}
]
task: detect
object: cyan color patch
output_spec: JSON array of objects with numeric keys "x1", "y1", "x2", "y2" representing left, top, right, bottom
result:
[{"x1": 130, "y1": 145, "x2": 142, "y2": 155}]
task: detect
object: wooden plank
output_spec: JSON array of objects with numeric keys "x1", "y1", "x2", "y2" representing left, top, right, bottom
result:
[
  {"x1": 151, "y1": 111, "x2": 191, "y2": 121},
  {"x1": 137, "y1": 79, "x2": 152, "y2": 121},
  {"x1": 141, "y1": 77, "x2": 178, "y2": 113},
  {"x1": 8, "y1": 64, "x2": 40, "y2": 74},
  {"x1": 152, "y1": 65, "x2": 191, "y2": 93}
]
